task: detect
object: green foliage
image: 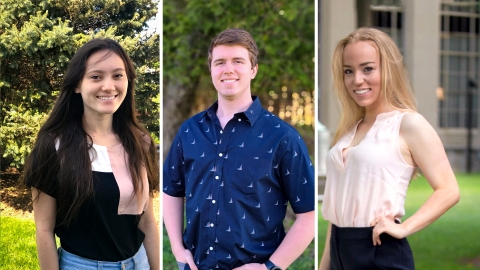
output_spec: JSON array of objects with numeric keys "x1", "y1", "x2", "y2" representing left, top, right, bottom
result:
[
  {"x1": 163, "y1": 0, "x2": 314, "y2": 98},
  {"x1": 0, "y1": 105, "x2": 48, "y2": 168},
  {"x1": 0, "y1": 0, "x2": 160, "y2": 168},
  {"x1": 318, "y1": 174, "x2": 480, "y2": 269}
]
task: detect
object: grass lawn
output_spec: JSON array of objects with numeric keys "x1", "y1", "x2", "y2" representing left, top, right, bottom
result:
[
  {"x1": 0, "y1": 217, "x2": 38, "y2": 270},
  {"x1": 318, "y1": 173, "x2": 480, "y2": 269}
]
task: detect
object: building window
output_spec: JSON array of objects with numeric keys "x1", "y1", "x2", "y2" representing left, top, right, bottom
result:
[{"x1": 439, "y1": 0, "x2": 479, "y2": 128}]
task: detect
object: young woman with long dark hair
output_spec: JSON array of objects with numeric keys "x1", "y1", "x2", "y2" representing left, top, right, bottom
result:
[{"x1": 22, "y1": 38, "x2": 159, "y2": 269}]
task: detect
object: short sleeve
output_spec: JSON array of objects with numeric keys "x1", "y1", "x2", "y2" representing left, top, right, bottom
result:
[
  {"x1": 276, "y1": 130, "x2": 314, "y2": 214},
  {"x1": 23, "y1": 135, "x2": 59, "y2": 198},
  {"x1": 163, "y1": 128, "x2": 186, "y2": 197}
]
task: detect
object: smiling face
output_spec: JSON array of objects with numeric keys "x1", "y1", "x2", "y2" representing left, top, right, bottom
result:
[
  {"x1": 75, "y1": 50, "x2": 128, "y2": 118},
  {"x1": 342, "y1": 41, "x2": 384, "y2": 111},
  {"x1": 210, "y1": 45, "x2": 258, "y2": 102}
]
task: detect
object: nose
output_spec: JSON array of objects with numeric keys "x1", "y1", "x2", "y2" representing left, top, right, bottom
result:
[
  {"x1": 223, "y1": 61, "x2": 234, "y2": 74},
  {"x1": 101, "y1": 77, "x2": 115, "y2": 91},
  {"x1": 353, "y1": 71, "x2": 365, "y2": 86}
]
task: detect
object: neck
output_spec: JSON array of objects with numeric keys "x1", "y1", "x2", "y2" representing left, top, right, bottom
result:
[
  {"x1": 216, "y1": 95, "x2": 253, "y2": 128},
  {"x1": 363, "y1": 103, "x2": 394, "y2": 124},
  {"x1": 82, "y1": 114, "x2": 114, "y2": 136}
]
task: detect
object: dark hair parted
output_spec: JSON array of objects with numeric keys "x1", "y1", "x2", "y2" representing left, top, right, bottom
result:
[
  {"x1": 22, "y1": 38, "x2": 159, "y2": 227},
  {"x1": 208, "y1": 28, "x2": 259, "y2": 70}
]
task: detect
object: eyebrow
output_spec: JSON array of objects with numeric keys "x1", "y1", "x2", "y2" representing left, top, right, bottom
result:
[
  {"x1": 86, "y1": 68, "x2": 126, "y2": 74},
  {"x1": 213, "y1": 57, "x2": 246, "y2": 63},
  {"x1": 343, "y1": 61, "x2": 375, "y2": 68}
]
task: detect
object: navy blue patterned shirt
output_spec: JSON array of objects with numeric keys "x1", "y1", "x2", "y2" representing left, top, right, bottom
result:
[{"x1": 163, "y1": 97, "x2": 314, "y2": 269}]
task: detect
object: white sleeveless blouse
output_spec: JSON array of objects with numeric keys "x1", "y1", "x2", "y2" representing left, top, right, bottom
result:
[{"x1": 321, "y1": 111, "x2": 416, "y2": 227}]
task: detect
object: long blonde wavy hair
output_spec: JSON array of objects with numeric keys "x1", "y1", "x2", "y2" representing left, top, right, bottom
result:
[{"x1": 331, "y1": 27, "x2": 417, "y2": 145}]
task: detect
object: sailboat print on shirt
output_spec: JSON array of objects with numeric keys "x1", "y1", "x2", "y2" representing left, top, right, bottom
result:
[
  {"x1": 275, "y1": 200, "x2": 278, "y2": 205},
  {"x1": 273, "y1": 164, "x2": 279, "y2": 169},
  {"x1": 303, "y1": 178, "x2": 307, "y2": 184},
  {"x1": 255, "y1": 203, "x2": 261, "y2": 208},
  {"x1": 258, "y1": 133, "x2": 263, "y2": 138},
  {"x1": 294, "y1": 151, "x2": 298, "y2": 157},
  {"x1": 199, "y1": 179, "x2": 204, "y2": 184},
  {"x1": 267, "y1": 148, "x2": 273, "y2": 153},
  {"x1": 224, "y1": 153, "x2": 228, "y2": 159},
  {"x1": 251, "y1": 229, "x2": 255, "y2": 234},
  {"x1": 267, "y1": 188, "x2": 272, "y2": 193},
  {"x1": 189, "y1": 192, "x2": 192, "y2": 197},
  {"x1": 295, "y1": 196, "x2": 301, "y2": 202},
  {"x1": 261, "y1": 241, "x2": 264, "y2": 247},
  {"x1": 191, "y1": 139, "x2": 195, "y2": 144},
  {"x1": 184, "y1": 128, "x2": 189, "y2": 132},
  {"x1": 226, "y1": 226, "x2": 231, "y2": 232},
  {"x1": 285, "y1": 169, "x2": 290, "y2": 175},
  {"x1": 275, "y1": 124, "x2": 280, "y2": 128},
  {"x1": 229, "y1": 198, "x2": 233, "y2": 203},
  {"x1": 206, "y1": 194, "x2": 212, "y2": 200},
  {"x1": 247, "y1": 182, "x2": 253, "y2": 188},
  {"x1": 232, "y1": 127, "x2": 235, "y2": 132},
  {"x1": 242, "y1": 213, "x2": 246, "y2": 219},
  {"x1": 266, "y1": 215, "x2": 270, "y2": 221},
  {"x1": 217, "y1": 210, "x2": 220, "y2": 215},
  {"x1": 210, "y1": 166, "x2": 216, "y2": 172},
  {"x1": 239, "y1": 142, "x2": 244, "y2": 147},
  {"x1": 240, "y1": 243, "x2": 245, "y2": 248},
  {"x1": 205, "y1": 127, "x2": 209, "y2": 132},
  {"x1": 253, "y1": 156, "x2": 259, "y2": 159},
  {"x1": 220, "y1": 181, "x2": 224, "y2": 187},
  {"x1": 200, "y1": 152, "x2": 204, "y2": 157},
  {"x1": 226, "y1": 254, "x2": 231, "y2": 259},
  {"x1": 213, "y1": 140, "x2": 218, "y2": 145},
  {"x1": 237, "y1": 165, "x2": 242, "y2": 170},
  {"x1": 195, "y1": 207, "x2": 199, "y2": 212}
]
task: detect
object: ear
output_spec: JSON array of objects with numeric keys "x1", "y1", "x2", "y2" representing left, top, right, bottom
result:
[
  {"x1": 74, "y1": 85, "x2": 81, "y2": 93},
  {"x1": 251, "y1": 64, "x2": 258, "y2": 79}
]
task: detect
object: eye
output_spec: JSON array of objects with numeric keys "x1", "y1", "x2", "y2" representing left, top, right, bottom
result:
[
  {"x1": 90, "y1": 75, "x2": 101, "y2": 80},
  {"x1": 114, "y1": 74, "x2": 124, "y2": 78},
  {"x1": 215, "y1": 61, "x2": 224, "y2": 66},
  {"x1": 364, "y1": 67, "x2": 374, "y2": 72},
  {"x1": 343, "y1": 69, "x2": 352, "y2": 75}
]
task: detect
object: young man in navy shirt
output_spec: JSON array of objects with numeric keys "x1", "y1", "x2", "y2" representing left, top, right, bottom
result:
[{"x1": 163, "y1": 28, "x2": 314, "y2": 270}]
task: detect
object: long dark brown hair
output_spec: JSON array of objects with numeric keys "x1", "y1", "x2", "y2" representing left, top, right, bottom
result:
[{"x1": 22, "y1": 38, "x2": 159, "y2": 226}]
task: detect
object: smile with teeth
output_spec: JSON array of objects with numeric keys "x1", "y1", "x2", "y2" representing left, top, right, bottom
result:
[
  {"x1": 354, "y1": 89, "x2": 371, "y2": 95},
  {"x1": 97, "y1": 95, "x2": 118, "y2": 100},
  {"x1": 222, "y1": 79, "x2": 238, "y2": 83}
]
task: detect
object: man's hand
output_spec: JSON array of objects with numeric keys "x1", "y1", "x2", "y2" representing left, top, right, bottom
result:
[
  {"x1": 233, "y1": 263, "x2": 268, "y2": 270},
  {"x1": 174, "y1": 248, "x2": 198, "y2": 270}
]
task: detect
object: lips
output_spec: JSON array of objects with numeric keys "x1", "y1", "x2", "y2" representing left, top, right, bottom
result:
[
  {"x1": 97, "y1": 95, "x2": 118, "y2": 100},
  {"x1": 221, "y1": 79, "x2": 238, "y2": 83},
  {"x1": 354, "y1": 89, "x2": 371, "y2": 95}
]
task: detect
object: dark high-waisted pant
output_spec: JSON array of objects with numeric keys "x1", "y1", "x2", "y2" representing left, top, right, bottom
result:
[{"x1": 330, "y1": 223, "x2": 415, "y2": 270}]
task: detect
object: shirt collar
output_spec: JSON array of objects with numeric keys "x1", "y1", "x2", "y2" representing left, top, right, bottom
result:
[{"x1": 203, "y1": 96, "x2": 263, "y2": 126}]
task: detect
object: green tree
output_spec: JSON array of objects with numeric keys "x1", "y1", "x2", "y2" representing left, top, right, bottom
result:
[
  {"x1": 163, "y1": 0, "x2": 315, "y2": 157},
  {"x1": 0, "y1": 0, "x2": 159, "y2": 168}
]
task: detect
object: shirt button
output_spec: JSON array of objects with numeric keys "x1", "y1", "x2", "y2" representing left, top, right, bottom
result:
[
  {"x1": 215, "y1": 176, "x2": 219, "y2": 180},
  {"x1": 220, "y1": 130, "x2": 223, "y2": 134},
  {"x1": 210, "y1": 247, "x2": 213, "y2": 250},
  {"x1": 212, "y1": 200, "x2": 216, "y2": 204},
  {"x1": 210, "y1": 223, "x2": 214, "y2": 227},
  {"x1": 238, "y1": 118, "x2": 242, "y2": 121},
  {"x1": 218, "y1": 153, "x2": 223, "y2": 157}
]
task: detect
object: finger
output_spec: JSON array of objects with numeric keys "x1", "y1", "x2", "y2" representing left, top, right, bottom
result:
[
  {"x1": 372, "y1": 227, "x2": 382, "y2": 246},
  {"x1": 369, "y1": 218, "x2": 377, "y2": 227},
  {"x1": 184, "y1": 250, "x2": 198, "y2": 270}
]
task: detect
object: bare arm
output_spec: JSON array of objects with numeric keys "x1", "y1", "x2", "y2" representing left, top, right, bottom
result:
[
  {"x1": 319, "y1": 222, "x2": 332, "y2": 270},
  {"x1": 371, "y1": 113, "x2": 460, "y2": 244},
  {"x1": 163, "y1": 193, "x2": 197, "y2": 270},
  {"x1": 233, "y1": 211, "x2": 315, "y2": 270},
  {"x1": 138, "y1": 197, "x2": 160, "y2": 269},
  {"x1": 32, "y1": 188, "x2": 59, "y2": 270}
]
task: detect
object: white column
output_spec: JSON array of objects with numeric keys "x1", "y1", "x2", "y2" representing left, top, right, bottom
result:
[
  {"x1": 403, "y1": 0, "x2": 440, "y2": 130},
  {"x1": 319, "y1": 0, "x2": 357, "y2": 135}
]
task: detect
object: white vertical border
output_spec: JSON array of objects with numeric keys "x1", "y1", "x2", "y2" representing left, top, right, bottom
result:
[
  {"x1": 314, "y1": 0, "x2": 319, "y2": 269},
  {"x1": 158, "y1": 0, "x2": 164, "y2": 267}
]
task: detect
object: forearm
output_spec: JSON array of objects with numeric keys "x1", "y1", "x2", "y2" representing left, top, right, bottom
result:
[
  {"x1": 141, "y1": 220, "x2": 160, "y2": 269},
  {"x1": 402, "y1": 184, "x2": 459, "y2": 236},
  {"x1": 269, "y1": 211, "x2": 314, "y2": 269},
  {"x1": 319, "y1": 222, "x2": 331, "y2": 270},
  {"x1": 163, "y1": 193, "x2": 186, "y2": 256},
  {"x1": 35, "y1": 231, "x2": 59, "y2": 270}
]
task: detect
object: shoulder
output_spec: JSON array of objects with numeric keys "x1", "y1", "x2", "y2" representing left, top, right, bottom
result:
[
  {"x1": 400, "y1": 111, "x2": 432, "y2": 133},
  {"x1": 399, "y1": 111, "x2": 438, "y2": 144}
]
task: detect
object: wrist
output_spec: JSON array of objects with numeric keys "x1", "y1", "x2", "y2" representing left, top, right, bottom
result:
[{"x1": 264, "y1": 259, "x2": 282, "y2": 270}]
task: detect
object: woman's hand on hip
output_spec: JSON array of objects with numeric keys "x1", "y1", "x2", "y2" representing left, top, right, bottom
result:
[{"x1": 370, "y1": 216, "x2": 408, "y2": 246}]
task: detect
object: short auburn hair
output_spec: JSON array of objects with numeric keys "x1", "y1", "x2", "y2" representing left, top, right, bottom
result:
[{"x1": 208, "y1": 28, "x2": 259, "y2": 70}]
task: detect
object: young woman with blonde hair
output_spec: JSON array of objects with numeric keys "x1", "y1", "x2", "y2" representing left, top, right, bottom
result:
[{"x1": 320, "y1": 27, "x2": 459, "y2": 269}]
